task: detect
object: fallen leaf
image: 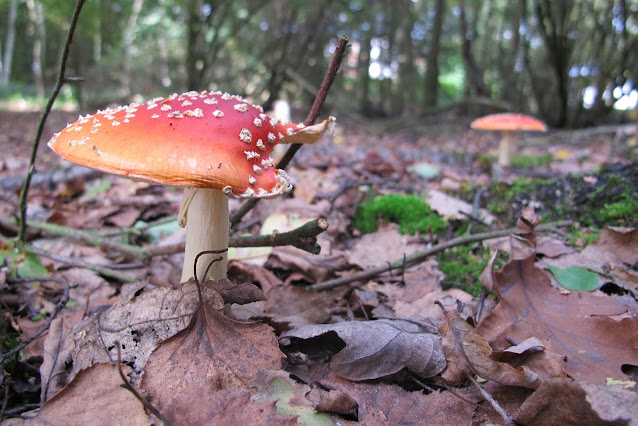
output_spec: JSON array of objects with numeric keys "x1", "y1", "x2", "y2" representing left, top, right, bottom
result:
[
  {"x1": 234, "y1": 285, "x2": 347, "y2": 329},
  {"x1": 306, "y1": 365, "x2": 476, "y2": 425},
  {"x1": 515, "y1": 378, "x2": 638, "y2": 425},
  {"x1": 426, "y1": 189, "x2": 495, "y2": 224},
  {"x1": 478, "y1": 237, "x2": 638, "y2": 385},
  {"x1": 281, "y1": 318, "x2": 446, "y2": 380},
  {"x1": 438, "y1": 309, "x2": 541, "y2": 389},
  {"x1": 40, "y1": 318, "x2": 74, "y2": 403},
  {"x1": 548, "y1": 265, "x2": 600, "y2": 291},
  {"x1": 267, "y1": 246, "x2": 348, "y2": 283},
  {"x1": 141, "y1": 302, "x2": 284, "y2": 424},
  {"x1": 348, "y1": 223, "x2": 427, "y2": 270},
  {"x1": 70, "y1": 280, "x2": 223, "y2": 385},
  {"x1": 393, "y1": 288, "x2": 474, "y2": 322},
  {"x1": 36, "y1": 363, "x2": 151, "y2": 425},
  {"x1": 251, "y1": 370, "x2": 346, "y2": 422}
]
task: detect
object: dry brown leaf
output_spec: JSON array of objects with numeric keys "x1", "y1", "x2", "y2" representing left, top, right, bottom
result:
[
  {"x1": 543, "y1": 226, "x2": 638, "y2": 299},
  {"x1": 394, "y1": 288, "x2": 474, "y2": 322},
  {"x1": 515, "y1": 378, "x2": 638, "y2": 425},
  {"x1": 348, "y1": 223, "x2": 427, "y2": 270},
  {"x1": 104, "y1": 205, "x2": 141, "y2": 227},
  {"x1": 141, "y1": 302, "x2": 283, "y2": 424},
  {"x1": 251, "y1": 369, "x2": 355, "y2": 421},
  {"x1": 267, "y1": 246, "x2": 348, "y2": 283},
  {"x1": 36, "y1": 363, "x2": 151, "y2": 425},
  {"x1": 426, "y1": 189, "x2": 496, "y2": 224},
  {"x1": 438, "y1": 309, "x2": 541, "y2": 389},
  {"x1": 306, "y1": 365, "x2": 476, "y2": 425},
  {"x1": 233, "y1": 285, "x2": 347, "y2": 329},
  {"x1": 40, "y1": 318, "x2": 74, "y2": 403},
  {"x1": 280, "y1": 318, "x2": 446, "y2": 380},
  {"x1": 69, "y1": 280, "x2": 223, "y2": 385},
  {"x1": 228, "y1": 260, "x2": 283, "y2": 294},
  {"x1": 478, "y1": 226, "x2": 638, "y2": 385}
]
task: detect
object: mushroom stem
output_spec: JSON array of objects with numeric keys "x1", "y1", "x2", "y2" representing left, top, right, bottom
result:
[
  {"x1": 180, "y1": 188, "x2": 229, "y2": 283},
  {"x1": 497, "y1": 130, "x2": 517, "y2": 168}
]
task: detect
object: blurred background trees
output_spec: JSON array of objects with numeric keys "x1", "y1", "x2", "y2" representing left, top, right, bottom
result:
[{"x1": 0, "y1": 0, "x2": 636, "y2": 127}]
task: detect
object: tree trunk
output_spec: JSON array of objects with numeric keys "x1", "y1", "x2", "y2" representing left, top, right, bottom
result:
[
  {"x1": 399, "y1": 1, "x2": 418, "y2": 115},
  {"x1": 121, "y1": 0, "x2": 144, "y2": 97},
  {"x1": 533, "y1": 0, "x2": 576, "y2": 127},
  {"x1": 423, "y1": 0, "x2": 446, "y2": 107},
  {"x1": 359, "y1": 30, "x2": 372, "y2": 115},
  {"x1": 458, "y1": 0, "x2": 489, "y2": 98},
  {"x1": 26, "y1": 0, "x2": 46, "y2": 101},
  {"x1": 0, "y1": 0, "x2": 18, "y2": 87}
]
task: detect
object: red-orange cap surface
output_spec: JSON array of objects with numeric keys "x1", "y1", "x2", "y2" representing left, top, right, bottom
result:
[
  {"x1": 470, "y1": 113, "x2": 547, "y2": 132},
  {"x1": 48, "y1": 91, "x2": 333, "y2": 198}
]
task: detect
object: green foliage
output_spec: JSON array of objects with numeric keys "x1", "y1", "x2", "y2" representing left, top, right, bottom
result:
[
  {"x1": 548, "y1": 265, "x2": 600, "y2": 292},
  {"x1": 485, "y1": 163, "x2": 638, "y2": 229},
  {"x1": 437, "y1": 245, "x2": 490, "y2": 297},
  {"x1": 1, "y1": 331, "x2": 22, "y2": 369},
  {"x1": 354, "y1": 194, "x2": 447, "y2": 236},
  {"x1": 565, "y1": 228, "x2": 599, "y2": 247},
  {"x1": 0, "y1": 245, "x2": 49, "y2": 279},
  {"x1": 592, "y1": 187, "x2": 638, "y2": 225},
  {"x1": 510, "y1": 154, "x2": 554, "y2": 169}
]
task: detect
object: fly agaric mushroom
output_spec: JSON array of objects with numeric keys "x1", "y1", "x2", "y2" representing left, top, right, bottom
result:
[
  {"x1": 470, "y1": 113, "x2": 547, "y2": 168},
  {"x1": 48, "y1": 90, "x2": 335, "y2": 282}
]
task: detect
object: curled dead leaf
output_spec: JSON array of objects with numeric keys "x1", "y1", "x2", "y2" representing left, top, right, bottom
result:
[
  {"x1": 437, "y1": 308, "x2": 541, "y2": 389},
  {"x1": 280, "y1": 318, "x2": 446, "y2": 381}
]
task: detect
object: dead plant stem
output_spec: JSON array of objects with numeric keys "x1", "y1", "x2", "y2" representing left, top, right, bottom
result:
[{"x1": 115, "y1": 343, "x2": 171, "y2": 425}]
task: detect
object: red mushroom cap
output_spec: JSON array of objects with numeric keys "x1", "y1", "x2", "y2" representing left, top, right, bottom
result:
[
  {"x1": 470, "y1": 113, "x2": 547, "y2": 132},
  {"x1": 48, "y1": 91, "x2": 334, "y2": 198}
]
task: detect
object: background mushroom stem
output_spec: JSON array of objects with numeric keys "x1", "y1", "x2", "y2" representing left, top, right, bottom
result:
[
  {"x1": 497, "y1": 130, "x2": 517, "y2": 167},
  {"x1": 180, "y1": 188, "x2": 229, "y2": 282}
]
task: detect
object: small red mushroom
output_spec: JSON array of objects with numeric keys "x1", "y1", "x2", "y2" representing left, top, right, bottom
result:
[
  {"x1": 48, "y1": 90, "x2": 335, "y2": 282},
  {"x1": 470, "y1": 113, "x2": 547, "y2": 168}
]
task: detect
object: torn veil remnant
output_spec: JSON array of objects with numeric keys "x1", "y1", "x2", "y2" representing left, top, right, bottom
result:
[
  {"x1": 470, "y1": 113, "x2": 547, "y2": 168},
  {"x1": 48, "y1": 90, "x2": 335, "y2": 283}
]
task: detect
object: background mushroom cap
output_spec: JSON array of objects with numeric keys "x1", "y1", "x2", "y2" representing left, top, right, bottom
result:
[
  {"x1": 470, "y1": 113, "x2": 547, "y2": 132},
  {"x1": 48, "y1": 91, "x2": 332, "y2": 198}
]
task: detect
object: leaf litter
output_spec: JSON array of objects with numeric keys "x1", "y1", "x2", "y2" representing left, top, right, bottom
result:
[{"x1": 1, "y1": 110, "x2": 638, "y2": 423}]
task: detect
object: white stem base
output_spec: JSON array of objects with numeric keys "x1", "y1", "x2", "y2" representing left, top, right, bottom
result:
[
  {"x1": 180, "y1": 188, "x2": 229, "y2": 283},
  {"x1": 497, "y1": 131, "x2": 517, "y2": 168}
]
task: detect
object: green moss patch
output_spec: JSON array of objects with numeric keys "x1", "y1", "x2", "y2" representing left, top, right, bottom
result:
[
  {"x1": 437, "y1": 245, "x2": 491, "y2": 297},
  {"x1": 485, "y1": 162, "x2": 638, "y2": 229},
  {"x1": 354, "y1": 193, "x2": 447, "y2": 236}
]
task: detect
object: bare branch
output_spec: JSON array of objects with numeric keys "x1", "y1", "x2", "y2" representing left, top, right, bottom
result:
[{"x1": 308, "y1": 220, "x2": 573, "y2": 291}]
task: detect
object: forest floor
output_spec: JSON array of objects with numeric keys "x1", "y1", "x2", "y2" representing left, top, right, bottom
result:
[{"x1": 1, "y1": 108, "x2": 637, "y2": 424}]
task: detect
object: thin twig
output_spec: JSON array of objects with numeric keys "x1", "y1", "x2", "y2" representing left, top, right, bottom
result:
[
  {"x1": 115, "y1": 342, "x2": 171, "y2": 425},
  {"x1": 0, "y1": 278, "x2": 70, "y2": 365},
  {"x1": 17, "y1": 0, "x2": 88, "y2": 249},
  {"x1": 26, "y1": 245, "x2": 138, "y2": 282},
  {"x1": 467, "y1": 374, "x2": 513, "y2": 426},
  {"x1": 3, "y1": 216, "x2": 329, "y2": 259},
  {"x1": 308, "y1": 220, "x2": 572, "y2": 291},
  {"x1": 230, "y1": 36, "x2": 348, "y2": 227}
]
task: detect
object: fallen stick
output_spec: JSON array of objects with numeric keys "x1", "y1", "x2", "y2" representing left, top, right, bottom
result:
[{"x1": 307, "y1": 220, "x2": 573, "y2": 291}]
